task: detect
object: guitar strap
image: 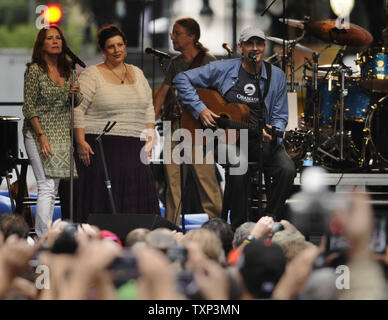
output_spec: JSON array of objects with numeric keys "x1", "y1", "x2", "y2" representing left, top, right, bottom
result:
[
  {"x1": 188, "y1": 50, "x2": 207, "y2": 69},
  {"x1": 256, "y1": 61, "x2": 272, "y2": 111},
  {"x1": 254, "y1": 61, "x2": 272, "y2": 140},
  {"x1": 163, "y1": 51, "x2": 207, "y2": 120}
]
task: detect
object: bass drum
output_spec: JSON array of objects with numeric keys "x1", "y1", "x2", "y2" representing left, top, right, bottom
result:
[
  {"x1": 358, "y1": 47, "x2": 388, "y2": 93},
  {"x1": 304, "y1": 76, "x2": 370, "y2": 127},
  {"x1": 366, "y1": 95, "x2": 388, "y2": 164}
]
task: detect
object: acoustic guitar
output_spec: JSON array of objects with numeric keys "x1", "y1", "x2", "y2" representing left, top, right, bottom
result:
[{"x1": 180, "y1": 88, "x2": 303, "y2": 144}]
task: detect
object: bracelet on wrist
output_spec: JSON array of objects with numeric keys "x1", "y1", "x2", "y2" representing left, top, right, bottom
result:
[
  {"x1": 243, "y1": 234, "x2": 255, "y2": 244},
  {"x1": 37, "y1": 132, "x2": 45, "y2": 138}
]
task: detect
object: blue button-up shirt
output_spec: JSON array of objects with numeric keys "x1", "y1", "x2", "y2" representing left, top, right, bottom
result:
[{"x1": 173, "y1": 58, "x2": 289, "y2": 133}]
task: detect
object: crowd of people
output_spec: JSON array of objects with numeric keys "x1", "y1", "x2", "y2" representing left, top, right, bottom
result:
[{"x1": 0, "y1": 190, "x2": 387, "y2": 300}]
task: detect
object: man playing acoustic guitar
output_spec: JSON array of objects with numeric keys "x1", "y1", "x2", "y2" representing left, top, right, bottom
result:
[{"x1": 173, "y1": 26, "x2": 296, "y2": 230}]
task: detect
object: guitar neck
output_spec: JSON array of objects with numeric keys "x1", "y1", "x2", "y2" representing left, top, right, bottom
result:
[{"x1": 219, "y1": 118, "x2": 286, "y2": 139}]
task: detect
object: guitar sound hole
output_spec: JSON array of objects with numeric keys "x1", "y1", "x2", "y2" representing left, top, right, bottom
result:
[{"x1": 217, "y1": 114, "x2": 230, "y2": 128}]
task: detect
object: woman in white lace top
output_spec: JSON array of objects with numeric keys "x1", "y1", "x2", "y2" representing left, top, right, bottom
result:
[{"x1": 73, "y1": 24, "x2": 160, "y2": 222}]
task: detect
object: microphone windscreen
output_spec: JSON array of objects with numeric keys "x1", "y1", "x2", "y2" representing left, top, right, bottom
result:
[{"x1": 248, "y1": 52, "x2": 256, "y2": 59}]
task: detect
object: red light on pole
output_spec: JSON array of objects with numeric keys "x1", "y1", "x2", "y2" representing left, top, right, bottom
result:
[{"x1": 44, "y1": 5, "x2": 62, "y2": 24}]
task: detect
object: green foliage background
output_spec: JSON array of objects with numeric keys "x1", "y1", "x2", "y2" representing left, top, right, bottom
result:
[{"x1": 0, "y1": 0, "x2": 89, "y2": 53}]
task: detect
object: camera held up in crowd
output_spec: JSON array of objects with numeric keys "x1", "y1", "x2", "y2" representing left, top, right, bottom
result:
[{"x1": 288, "y1": 167, "x2": 351, "y2": 236}]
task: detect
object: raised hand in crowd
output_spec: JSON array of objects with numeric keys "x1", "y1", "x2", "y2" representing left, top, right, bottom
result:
[
  {"x1": 334, "y1": 191, "x2": 386, "y2": 299},
  {"x1": 279, "y1": 219, "x2": 297, "y2": 231},
  {"x1": 0, "y1": 233, "x2": 38, "y2": 299},
  {"x1": 272, "y1": 245, "x2": 321, "y2": 300},
  {"x1": 135, "y1": 246, "x2": 184, "y2": 300},
  {"x1": 43, "y1": 219, "x2": 70, "y2": 247},
  {"x1": 249, "y1": 216, "x2": 274, "y2": 240},
  {"x1": 58, "y1": 239, "x2": 122, "y2": 300},
  {"x1": 186, "y1": 242, "x2": 229, "y2": 300}
]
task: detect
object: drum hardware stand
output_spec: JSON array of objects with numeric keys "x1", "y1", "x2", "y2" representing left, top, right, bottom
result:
[
  {"x1": 360, "y1": 124, "x2": 372, "y2": 168},
  {"x1": 96, "y1": 121, "x2": 117, "y2": 215},
  {"x1": 337, "y1": 47, "x2": 353, "y2": 160},
  {"x1": 311, "y1": 51, "x2": 320, "y2": 163},
  {"x1": 286, "y1": 31, "x2": 306, "y2": 92},
  {"x1": 317, "y1": 131, "x2": 341, "y2": 162},
  {"x1": 339, "y1": 68, "x2": 347, "y2": 161},
  {"x1": 317, "y1": 146, "x2": 340, "y2": 161},
  {"x1": 319, "y1": 46, "x2": 353, "y2": 162}
]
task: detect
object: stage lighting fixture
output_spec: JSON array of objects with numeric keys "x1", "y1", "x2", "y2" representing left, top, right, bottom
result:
[{"x1": 330, "y1": 0, "x2": 354, "y2": 17}]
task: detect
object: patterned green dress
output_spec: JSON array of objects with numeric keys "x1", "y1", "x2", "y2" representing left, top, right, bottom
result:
[{"x1": 22, "y1": 63, "x2": 83, "y2": 179}]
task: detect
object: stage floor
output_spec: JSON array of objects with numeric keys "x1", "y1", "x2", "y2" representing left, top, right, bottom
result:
[{"x1": 294, "y1": 173, "x2": 388, "y2": 186}]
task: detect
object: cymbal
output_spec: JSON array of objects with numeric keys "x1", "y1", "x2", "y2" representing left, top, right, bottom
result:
[
  {"x1": 266, "y1": 36, "x2": 316, "y2": 54},
  {"x1": 305, "y1": 19, "x2": 373, "y2": 46}
]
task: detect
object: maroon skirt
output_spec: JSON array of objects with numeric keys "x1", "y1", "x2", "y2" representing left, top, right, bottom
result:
[{"x1": 74, "y1": 134, "x2": 160, "y2": 222}]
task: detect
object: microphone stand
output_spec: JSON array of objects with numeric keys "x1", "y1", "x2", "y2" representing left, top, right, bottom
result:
[
  {"x1": 251, "y1": 55, "x2": 264, "y2": 221},
  {"x1": 309, "y1": 51, "x2": 322, "y2": 165},
  {"x1": 95, "y1": 121, "x2": 117, "y2": 215},
  {"x1": 171, "y1": 94, "x2": 187, "y2": 233},
  {"x1": 157, "y1": 56, "x2": 168, "y2": 73},
  {"x1": 69, "y1": 60, "x2": 76, "y2": 223},
  {"x1": 67, "y1": 52, "x2": 85, "y2": 222},
  {"x1": 260, "y1": 0, "x2": 287, "y2": 72},
  {"x1": 287, "y1": 31, "x2": 306, "y2": 92},
  {"x1": 150, "y1": 54, "x2": 186, "y2": 231}
]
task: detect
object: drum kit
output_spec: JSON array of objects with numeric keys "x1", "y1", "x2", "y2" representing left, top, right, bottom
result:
[{"x1": 276, "y1": 18, "x2": 388, "y2": 172}]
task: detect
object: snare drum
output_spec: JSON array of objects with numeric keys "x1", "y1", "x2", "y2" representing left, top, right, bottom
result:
[
  {"x1": 305, "y1": 76, "x2": 370, "y2": 127},
  {"x1": 358, "y1": 47, "x2": 388, "y2": 93}
]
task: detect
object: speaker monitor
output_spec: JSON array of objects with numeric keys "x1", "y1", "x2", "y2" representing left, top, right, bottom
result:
[{"x1": 87, "y1": 214, "x2": 182, "y2": 241}]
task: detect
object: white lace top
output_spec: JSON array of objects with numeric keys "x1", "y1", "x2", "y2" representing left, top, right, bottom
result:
[{"x1": 74, "y1": 64, "x2": 155, "y2": 138}]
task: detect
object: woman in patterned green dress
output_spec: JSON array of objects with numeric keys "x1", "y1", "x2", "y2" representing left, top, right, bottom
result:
[{"x1": 22, "y1": 25, "x2": 82, "y2": 237}]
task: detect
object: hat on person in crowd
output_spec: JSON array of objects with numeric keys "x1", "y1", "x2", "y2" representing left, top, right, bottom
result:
[
  {"x1": 99, "y1": 229, "x2": 123, "y2": 247},
  {"x1": 238, "y1": 238, "x2": 286, "y2": 298},
  {"x1": 239, "y1": 26, "x2": 266, "y2": 43}
]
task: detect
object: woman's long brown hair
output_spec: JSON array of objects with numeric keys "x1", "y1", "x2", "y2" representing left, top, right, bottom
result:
[{"x1": 27, "y1": 25, "x2": 71, "y2": 79}]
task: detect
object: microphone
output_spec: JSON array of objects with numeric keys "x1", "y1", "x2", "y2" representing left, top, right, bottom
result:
[
  {"x1": 145, "y1": 48, "x2": 171, "y2": 60},
  {"x1": 248, "y1": 51, "x2": 257, "y2": 61},
  {"x1": 65, "y1": 47, "x2": 86, "y2": 68},
  {"x1": 222, "y1": 43, "x2": 233, "y2": 55}
]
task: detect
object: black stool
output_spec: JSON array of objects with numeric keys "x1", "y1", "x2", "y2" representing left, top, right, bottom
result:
[{"x1": 221, "y1": 161, "x2": 268, "y2": 224}]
